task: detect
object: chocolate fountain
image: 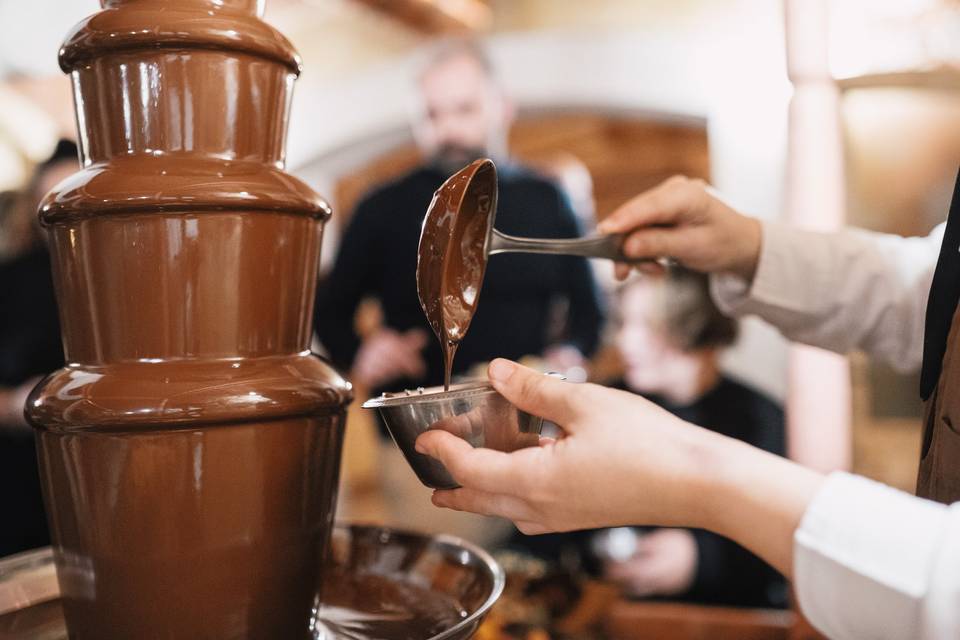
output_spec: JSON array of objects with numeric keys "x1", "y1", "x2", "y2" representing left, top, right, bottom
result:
[{"x1": 25, "y1": 0, "x2": 352, "y2": 636}]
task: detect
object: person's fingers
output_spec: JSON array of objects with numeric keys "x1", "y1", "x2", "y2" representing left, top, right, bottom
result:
[
  {"x1": 605, "y1": 558, "x2": 661, "y2": 596},
  {"x1": 487, "y1": 359, "x2": 582, "y2": 427},
  {"x1": 400, "y1": 353, "x2": 427, "y2": 379},
  {"x1": 368, "y1": 333, "x2": 408, "y2": 362},
  {"x1": 605, "y1": 559, "x2": 641, "y2": 582},
  {"x1": 622, "y1": 564, "x2": 661, "y2": 595},
  {"x1": 370, "y1": 331, "x2": 425, "y2": 378},
  {"x1": 399, "y1": 332, "x2": 428, "y2": 368},
  {"x1": 642, "y1": 529, "x2": 672, "y2": 547},
  {"x1": 598, "y1": 190, "x2": 677, "y2": 235},
  {"x1": 429, "y1": 414, "x2": 464, "y2": 438},
  {"x1": 431, "y1": 488, "x2": 533, "y2": 522},
  {"x1": 354, "y1": 329, "x2": 428, "y2": 386},
  {"x1": 376, "y1": 342, "x2": 420, "y2": 379},
  {"x1": 376, "y1": 327, "x2": 400, "y2": 340},
  {"x1": 598, "y1": 176, "x2": 700, "y2": 235},
  {"x1": 635, "y1": 261, "x2": 666, "y2": 276},
  {"x1": 415, "y1": 429, "x2": 531, "y2": 494},
  {"x1": 403, "y1": 328, "x2": 430, "y2": 349},
  {"x1": 615, "y1": 260, "x2": 665, "y2": 280},
  {"x1": 352, "y1": 349, "x2": 392, "y2": 385},
  {"x1": 514, "y1": 520, "x2": 550, "y2": 536},
  {"x1": 622, "y1": 228, "x2": 686, "y2": 262}
]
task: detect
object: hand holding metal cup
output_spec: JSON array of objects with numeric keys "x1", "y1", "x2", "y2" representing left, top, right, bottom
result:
[{"x1": 362, "y1": 380, "x2": 544, "y2": 489}]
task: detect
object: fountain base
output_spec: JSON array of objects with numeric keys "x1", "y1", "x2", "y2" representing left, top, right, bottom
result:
[{"x1": 0, "y1": 525, "x2": 504, "y2": 640}]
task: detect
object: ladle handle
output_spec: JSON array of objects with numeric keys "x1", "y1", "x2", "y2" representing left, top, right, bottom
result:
[{"x1": 489, "y1": 229, "x2": 670, "y2": 265}]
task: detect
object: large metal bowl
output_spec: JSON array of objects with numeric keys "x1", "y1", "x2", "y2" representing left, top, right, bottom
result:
[
  {"x1": 362, "y1": 380, "x2": 544, "y2": 489},
  {"x1": 0, "y1": 525, "x2": 505, "y2": 640}
]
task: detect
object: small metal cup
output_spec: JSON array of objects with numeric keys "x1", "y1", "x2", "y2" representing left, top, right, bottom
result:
[{"x1": 362, "y1": 380, "x2": 543, "y2": 489}]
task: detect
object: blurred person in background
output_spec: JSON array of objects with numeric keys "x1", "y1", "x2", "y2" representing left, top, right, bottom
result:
[
  {"x1": 530, "y1": 151, "x2": 597, "y2": 233},
  {"x1": 0, "y1": 139, "x2": 76, "y2": 556},
  {"x1": 508, "y1": 270, "x2": 785, "y2": 608},
  {"x1": 602, "y1": 270, "x2": 785, "y2": 607},
  {"x1": 314, "y1": 39, "x2": 604, "y2": 399},
  {"x1": 528, "y1": 151, "x2": 605, "y2": 382}
]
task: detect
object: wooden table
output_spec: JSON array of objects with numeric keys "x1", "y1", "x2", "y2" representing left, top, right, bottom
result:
[{"x1": 604, "y1": 601, "x2": 795, "y2": 640}]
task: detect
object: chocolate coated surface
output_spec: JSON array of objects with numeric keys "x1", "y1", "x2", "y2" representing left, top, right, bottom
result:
[
  {"x1": 37, "y1": 417, "x2": 344, "y2": 638},
  {"x1": 416, "y1": 159, "x2": 497, "y2": 390},
  {"x1": 27, "y1": 0, "x2": 350, "y2": 637}
]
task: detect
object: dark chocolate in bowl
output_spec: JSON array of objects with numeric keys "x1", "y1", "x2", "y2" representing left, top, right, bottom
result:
[{"x1": 362, "y1": 381, "x2": 544, "y2": 489}]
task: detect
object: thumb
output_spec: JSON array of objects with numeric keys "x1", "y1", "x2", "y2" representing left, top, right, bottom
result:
[
  {"x1": 622, "y1": 227, "x2": 683, "y2": 261},
  {"x1": 598, "y1": 175, "x2": 695, "y2": 235},
  {"x1": 488, "y1": 359, "x2": 581, "y2": 427},
  {"x1": 415, "y1": 429, "x2": 528, "y2": 494}
]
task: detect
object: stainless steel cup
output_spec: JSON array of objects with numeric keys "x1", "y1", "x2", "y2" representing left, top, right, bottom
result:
[{"x1": 362, "y1": 380, "x2": 543, "y2": 489}]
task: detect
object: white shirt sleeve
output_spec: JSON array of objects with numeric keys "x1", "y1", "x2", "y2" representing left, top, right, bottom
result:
[
  {"x1": 794, "y1": 472, "x2": 960, "y2": 640},
  {"x1": 711, "y1": 221, "x2": 944, "y2": 373}
]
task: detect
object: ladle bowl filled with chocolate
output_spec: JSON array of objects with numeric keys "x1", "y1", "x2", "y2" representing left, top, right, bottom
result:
[
  {"x1": 415, "y1": 157, "x2": 668, "y2": 395},
  {"x1": 363, "y1": 382, "x2": 544, "y2": 489}
]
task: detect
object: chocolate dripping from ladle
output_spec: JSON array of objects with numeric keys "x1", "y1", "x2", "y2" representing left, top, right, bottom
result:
[{"x1": 416, "y1": 158, "x2": 668, "y2": 391}]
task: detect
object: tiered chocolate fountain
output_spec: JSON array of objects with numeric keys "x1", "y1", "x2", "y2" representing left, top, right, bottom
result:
[{"x1": 26, "y1": 0, "x2": 351, "y2": 636}]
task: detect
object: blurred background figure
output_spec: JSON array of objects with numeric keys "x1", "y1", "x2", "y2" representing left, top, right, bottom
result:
[
  {"x1": 530, "y1": 151, "x2": 597, "y2": 233},
  {"x1": 530, "y1": 152, "x2": 608, "y2": 381},
  {"x1": 0, "y1": 139, "x2": 76, "y2": 556},
  {"x1": 600, "y1": 270, "x2": 786, "y2": 608},
  {"x1": 314, "y1": 39, "x2": 604, "y2": 399},
  {"x1": 506, "y1": 269, "x2": 786, "y2": 608}
]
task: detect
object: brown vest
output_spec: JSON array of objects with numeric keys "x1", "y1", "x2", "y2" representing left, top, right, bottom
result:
[
  {"x1": 917, "y1": 301, "x2": 960, "y2": 502},
  {"x1": 917, "y1": 170, "x2": 960, "y2": 504}
]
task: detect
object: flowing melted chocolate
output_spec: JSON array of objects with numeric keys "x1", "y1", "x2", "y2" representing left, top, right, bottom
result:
[
  {"x1": 416, "y1": 159, "x2": 498, "y2": 390},
  {"x1": 26, "y1": 1, "x2": 352, "y2": 638},
  {"x1": 35, "y1": 415, "x2": 345, "y2": 639}
]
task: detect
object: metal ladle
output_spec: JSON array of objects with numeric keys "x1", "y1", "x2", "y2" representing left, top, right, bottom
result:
[
  {"x1": 420, "y1": 157, "x2": 665, "y2": 268},
  {"x1": 416, "y1": 157, "x2": 670, "y2": 343},
  {"x1": 465, "y1": 158, "x2": 640, "y2": 262},
  {"x1": 416, "y1": 158, "x2": 669, "y2": 390},
  {"x1": 488, "y1": 227, "x2": 634, "y2": 261}
]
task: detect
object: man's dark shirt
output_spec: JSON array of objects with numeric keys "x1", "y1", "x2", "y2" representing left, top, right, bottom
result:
[
  {"x1": 314, "y1": 163, "x2": 604, "y2": 390},
  {"x1": 0, "y1": 246, "x2": 63, "y2": 386}
]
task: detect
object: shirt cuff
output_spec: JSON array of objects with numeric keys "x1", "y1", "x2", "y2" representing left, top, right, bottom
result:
[
  {"x1": 794, "y1": 471, "x2": 947, "y2": 640},
  {"x1": 710, "y1": 220, "x2": 807, "y2": 317}
]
